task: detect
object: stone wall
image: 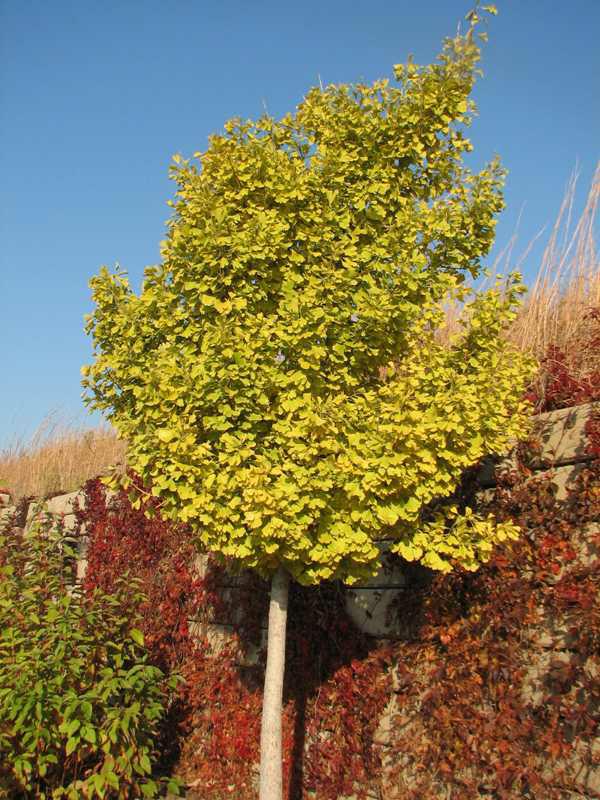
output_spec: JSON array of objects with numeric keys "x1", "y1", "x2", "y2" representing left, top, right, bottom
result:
[
  {"x1": 0, "y1": 489, "x2": 90, "y2": 583},
  {"x1": 1, "y1": 401, "x2": 598, "y2": 797},
  {"x1": 346, "y1": 401, "x2": 600, "y2": 799},
  {"x1": 1, "y1": 401, "x2": 597, "y2": 642},
  {"x1": 345, "y1": 401, "x2": 600, "y2": 639}
]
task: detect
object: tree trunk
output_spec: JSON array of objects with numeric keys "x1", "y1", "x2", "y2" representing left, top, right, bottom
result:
[{"x1": 259, "y1": 566, "x2": 290, "y2": 800}]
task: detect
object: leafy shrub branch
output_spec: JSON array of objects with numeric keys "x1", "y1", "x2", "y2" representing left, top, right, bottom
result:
[{"x1": 0, "y1": 515, "x2": 181, "y2": 799}]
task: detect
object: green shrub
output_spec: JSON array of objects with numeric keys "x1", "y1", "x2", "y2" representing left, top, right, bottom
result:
[{"x1": 0, "y1": 517, "x2": 181, "y2": 799}]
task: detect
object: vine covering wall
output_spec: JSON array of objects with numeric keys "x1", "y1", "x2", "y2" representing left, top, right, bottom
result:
[{"x1": 1, "y1": 393, "x2": 598, "y2": 798}]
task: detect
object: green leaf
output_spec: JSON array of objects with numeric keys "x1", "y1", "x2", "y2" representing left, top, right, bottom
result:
[
  {"x1": 139, "y1": 752, "x2": 152, "y2": 774},
  {"x1": 81, "y1": 725, "x2": 97, "y2": 744},
  {"x1": 377, "y1": 506, "x2": 399, "y2": 526},
  {"x1": 167, "y1": 778, "x2": 184, "y2": 796},
  {"x1": 66, "y1": 737, "x2": 79, "y2": 756},
  {"x1": 130, "y1": 628, "x2": 145, "y2": 647},
  {"x1": 141, "y1": 779, "x2": 158, "y2": 797},
  {"x1": 65, "y1": 718, "x2": 81, "y2": 736},
  {"x1": 91, "y1": 774, "x2": 106, "y2": 797}
]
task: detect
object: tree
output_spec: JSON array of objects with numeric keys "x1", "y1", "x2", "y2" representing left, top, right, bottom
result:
[{"x1": 83, "y1": 6, "x2": 534, "y2": 798}]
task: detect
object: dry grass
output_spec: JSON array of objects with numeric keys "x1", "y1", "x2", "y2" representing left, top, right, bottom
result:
[
  {"x1": 508, "y1": 162, "x2": 600, "y2": 366},
  {"x1": 507, "y1": 163, "x2": 600, "y2": 408},
  {"x1": 0, "y1": 413, "x2": 126, "y2": 502},
  {"x1": 440, "y1": 162, "x2": 600, "y2": 383},
  {"x1": 2, "y1": 163, "x2": 598, "y2": 502}
]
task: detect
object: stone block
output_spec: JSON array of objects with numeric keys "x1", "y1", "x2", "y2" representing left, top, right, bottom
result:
[
  {"x1": 571, "y1": 522, "x2": 600, "y2": 568},
  {"x1": 372, "y1": 694, "x2": 397, "y2": 748},
  {"x1": 20, "y1": 490, "x2": 86, "y2": 539},
  {"x1": 521, "y1": 516, "x2": 597, "y2": 586},
  {"x1": 545, "y1": 521, "x2": 600, "y2": 580},
  {"x1": 60, "y1": 513, "x2": 78, "y2": 532},
  {"x1": 529, "y1": 401, "x2": 598, "y2": 467},
  {"x1": 529, "y1": 618, "x2": 579, "y2": 650},
  {"x1": 188, "y1": 618, "x2": 227, "y2": 651},
  {"x1": 0, "y1": 492, "x2": 11, "y2": 507},
  {"x1": 25, "y1": 500, "x2": 41, "y2": 527},
  {"x1": 534, "y1": 697, "x2": 600, "y2": 795},
  {"x1": 351, "y1": 542, "x2": 408, "y2": 589},
  {"x1": 480, "y1": 460, "x2": 591, "y2": 505},
  {"x1": 345, "y1": 586, "x2": 402, "y2": 638},
  {"x1": 192, "y1": 553, "x2": 210, "y2": 580},
  {"x1": 191, "y1": 552, "x2": 255, "y2": 588},
  {"x1": 75, "y1": 535, "x2": 89, "y2": 582},
  {"x1": 46, "y1": 490, "x2": 85, "y2": 516},
  {"x1": 566, "y1": 739, "x2": 600, "y2": 797},
  {"x1": 207, "y1": 623, "x2": 233, "y2": 655},
  {"x1": 522, "y1": 650, "x2": 598, "y2": 706},
  {"x1": 216, "y1": 568, "x2": 256, "y2": 588},
  {"x1": 76, "y1": 557, "x2": 88, "y2": 583},
  {"x1": 204, "y1": 586, "x2": 263, "y2": 627},
  {"x1": 0, "y1": 506, "x2": 16, "y2": 529},
  {"x1": 477, "y1": 402, "x2": 599, "y2": 488},
  {"x1": 541, "y1": 462, "x2": 589, "y2": 502},
  {"x1": 188, "y1": 620, "x2": 265, "y2": 666},
  {"x1": 345, "y1": 543, "x2": 409, "y2": 637}
]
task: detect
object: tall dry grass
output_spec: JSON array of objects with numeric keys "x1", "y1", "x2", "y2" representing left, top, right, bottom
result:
[
  {"x1": 440, "y1": 162, "x2": 600, "y2": 382},
  {"x1": 507, "y1": 162, "x2": 600, "y2": 408},
  {"x1": 508, "y1": 162, "x2": 600, "y2": 367},
  {"x1": 0, "y1": 413, "x2": 126, "y2": 502},
  {"x1": 1, "y1": 163, "x2": 598, "y2": 502}
]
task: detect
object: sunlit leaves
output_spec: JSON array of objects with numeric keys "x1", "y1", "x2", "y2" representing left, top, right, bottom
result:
[
  {"x1": 0, "y1": 522, "x2": 178, "y2": 797},
  {"x1": 83, "y1": 6, "x2": 534, "y2": 585}
]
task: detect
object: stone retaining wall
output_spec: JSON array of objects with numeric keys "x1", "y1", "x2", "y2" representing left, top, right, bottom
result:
[
  {"x1": 1, "y1": 489, "x2": 90, "y2": 583},
  {"x1": 1, "y1": 401, "x2": 598, "y2": 797},
  {"x1": 346, "y1": 400, "x2": 599, "y2": 638},
  {"x1": 1, "y1": 401, "x2": 597, "y2": 642}
]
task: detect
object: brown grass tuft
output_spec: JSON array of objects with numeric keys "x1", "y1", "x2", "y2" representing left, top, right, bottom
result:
[
  {"x1": 438, "y1": 162, "x2": 600, "y2": 395},
  {"x1": 0, "y1": 412, "x2": 126, "y2": 502},
  {"x1": 508, "y1": 161, "x2": 600, "y2": 366}
]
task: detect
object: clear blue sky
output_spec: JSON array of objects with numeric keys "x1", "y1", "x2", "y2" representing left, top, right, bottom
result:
[{"x1": 1, "y1": 0, "x2": 598, "y2": 448}]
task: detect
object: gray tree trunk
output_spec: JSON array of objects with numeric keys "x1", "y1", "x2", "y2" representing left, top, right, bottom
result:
[{"x1": 259, "y1": 566, "x2": 290, "y2": 800}]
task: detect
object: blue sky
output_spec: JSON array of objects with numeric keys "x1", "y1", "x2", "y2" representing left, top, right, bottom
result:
[{"x1": 1, "y1": 0, "x2": 598, "y2": 448}]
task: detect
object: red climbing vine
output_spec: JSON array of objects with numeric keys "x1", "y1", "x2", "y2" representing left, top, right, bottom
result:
[{"x1": 75, "y1": 346, "x2": 599, "y2": 798}]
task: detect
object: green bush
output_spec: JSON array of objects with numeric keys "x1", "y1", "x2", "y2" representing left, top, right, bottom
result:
[{"x1": 0, "y1": 517, "x2": 181, "y2": 799}]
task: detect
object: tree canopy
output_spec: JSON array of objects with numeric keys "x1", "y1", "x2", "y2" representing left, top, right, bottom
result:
[{"x1": 83, "y1": 5, "x2": 534, "y2": 587}]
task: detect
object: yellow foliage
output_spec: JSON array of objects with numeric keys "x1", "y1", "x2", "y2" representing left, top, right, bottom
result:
[{"x1": 84, "y1": 8, "x2": 534, "y2": 584}]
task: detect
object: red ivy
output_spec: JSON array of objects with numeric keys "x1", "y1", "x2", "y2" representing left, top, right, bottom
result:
[
  {"x1": 75, "y1": 432, "x2": 600, "y2": 798},
  {"x1": 526, "y1": 307, "x2": 600, "y2": 413},
  {"x1": 78, "y1": 477, "x2": 390, "y2": 799}
]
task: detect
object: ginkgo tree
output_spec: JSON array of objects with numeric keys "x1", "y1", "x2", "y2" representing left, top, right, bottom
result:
[{"x1": 83, "y1": 5, "x2": 535, "y2": 799}]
